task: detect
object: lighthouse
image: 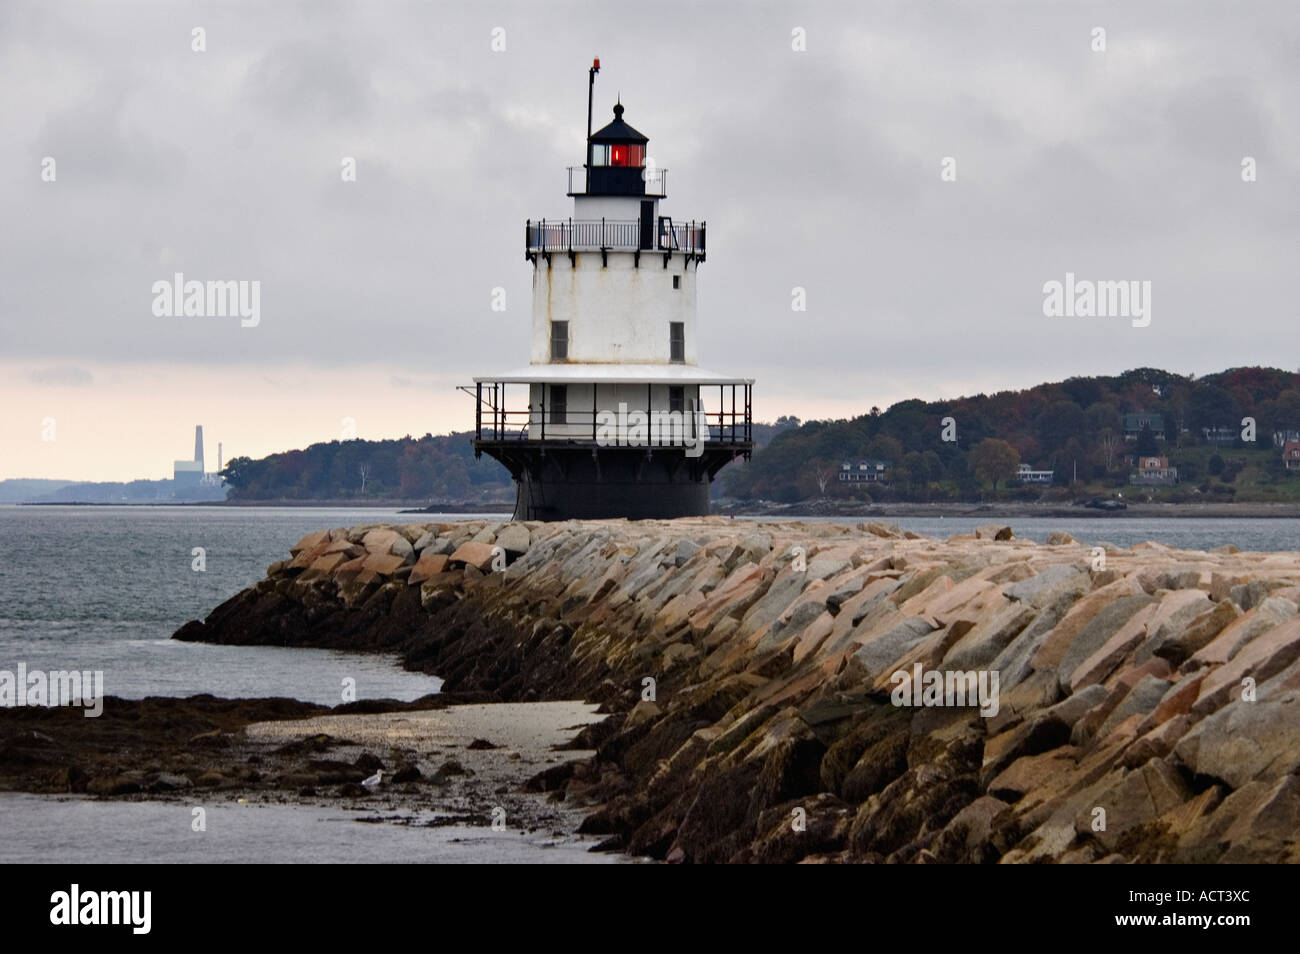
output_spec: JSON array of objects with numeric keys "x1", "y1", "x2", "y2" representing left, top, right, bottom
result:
[{"x1": 469, "y1": 62, "x2": 754, "y2": 520}]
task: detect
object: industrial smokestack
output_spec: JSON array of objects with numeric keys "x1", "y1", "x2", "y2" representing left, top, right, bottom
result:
[
  {"x1": 218, "y1": 442, "x2": 223, "y2": 473},
  {"x1": 194, "y1": 425, "x2": 204, "y2": 469}
]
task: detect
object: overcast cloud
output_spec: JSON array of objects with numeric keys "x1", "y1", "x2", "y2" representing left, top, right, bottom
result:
[{"x1": 3, "y1": 1, "x2": 1298, "y2": 479}]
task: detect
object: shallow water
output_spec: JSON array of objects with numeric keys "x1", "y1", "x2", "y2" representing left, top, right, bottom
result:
[
  {"x1": 0, "y1": 506, "x2": 497, "y2": 703},
  {"x1": 0, "y1": 793, "x2": 620, "y2": 864}
]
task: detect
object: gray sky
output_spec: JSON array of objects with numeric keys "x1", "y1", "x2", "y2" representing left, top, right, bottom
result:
[{"x1": 4, "y1": 0, "x2": 1298, "y2": 480}]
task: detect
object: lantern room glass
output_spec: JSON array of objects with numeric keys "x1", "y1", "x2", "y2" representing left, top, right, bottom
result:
[{"x1": 592, "y1": 144, "x2": 644, "y2": 167}]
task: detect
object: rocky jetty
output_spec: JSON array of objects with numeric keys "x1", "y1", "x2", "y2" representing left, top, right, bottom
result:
[{"x1": 175, "y1": 518, "x2": 1300, "y2": 863}]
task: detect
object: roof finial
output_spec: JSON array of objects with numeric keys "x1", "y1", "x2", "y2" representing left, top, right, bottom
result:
[{"x1": 613, "y1": 95, "x2": 624, "y2": 120}]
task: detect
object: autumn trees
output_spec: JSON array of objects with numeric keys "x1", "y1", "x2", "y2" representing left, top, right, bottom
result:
[{"x1": 720, "y1": 366, "x2": 1300, "y2": 503}]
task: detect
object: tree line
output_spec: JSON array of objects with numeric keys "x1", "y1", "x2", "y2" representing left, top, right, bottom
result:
[
  {"x1": 217, "y1": 368, "x2": 1300, "y2": 503},
  {"x1": 720, "y1": 366, "x2": 1300, "y2": 502},
  {"x1": 220, "y1": 433, "x2": 512, "y2": 501}
]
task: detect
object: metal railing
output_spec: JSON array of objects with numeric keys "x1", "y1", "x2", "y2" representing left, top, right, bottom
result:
[
  {"x1": 659, "y1": 220, "x2": 705, "y2": 253},
  {"x1": 525, "y1": 218, "x2": 706, "y2": 255},
  {"x1": 567, "y1": 166, "x2": 667, "y2": 196},
  {"x1": 471, "y1": 382, "x2": 752, "y2": 448}
]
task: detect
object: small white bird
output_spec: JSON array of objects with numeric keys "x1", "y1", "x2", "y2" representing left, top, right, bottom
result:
[{"x1": 361, "y1": 769, "x2": 383, "y2": 790}]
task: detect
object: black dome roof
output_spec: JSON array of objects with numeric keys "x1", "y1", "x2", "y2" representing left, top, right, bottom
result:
[{"x1": 591, "y1": 102, "x2": 647, "y2": 144}]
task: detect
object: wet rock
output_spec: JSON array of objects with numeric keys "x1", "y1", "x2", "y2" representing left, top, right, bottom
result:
[
  {"x1": 849, "y1": 761, "x2": 980, "y2": 857},
  {"x1": 88, "y1": 774, "x2": 144, "y2": 796},
  {"x1": 934, "y1": 795, "x2": 1016, "y2": 862},
  {"x1": 307, "y1": 760, "x2": 365, "y2": 784},
  {"x1": 146, "y1": 771, "x2": 193, "y2": 792},
  {"x1": 391, "y1": 763, "x2": 421, "y2": 783},
  {"x1": 272, "y1": 734, "x2": 335, "y2": 756},
  {"x1": 353, "y1": 752, "x2": 385, "y2": 773},
  {"x1": 841, "y1": 729, "x2": 911, "y2": 803}
]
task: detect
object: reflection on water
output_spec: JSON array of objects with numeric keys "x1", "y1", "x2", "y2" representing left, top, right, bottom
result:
[{"x1": 0, "y1": 793, "x2": 620, "y2": 864}]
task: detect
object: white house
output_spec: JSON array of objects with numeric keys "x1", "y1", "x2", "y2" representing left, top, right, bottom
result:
[
  {"x1": 1017, "y1": 463, "x2": 1055, "y2": 485},
  {"x1": 838, "y1": 460, "x2": 891, "y2": 483}
]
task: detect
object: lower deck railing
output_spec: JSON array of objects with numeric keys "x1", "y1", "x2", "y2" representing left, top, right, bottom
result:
[{"x1": 466, "y1": 382, "x2": 753, "y2": 449}]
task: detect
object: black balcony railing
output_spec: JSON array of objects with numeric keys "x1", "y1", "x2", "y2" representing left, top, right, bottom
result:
[
  {"x1": 525, "y1": 218, "x2": 706, "y2": 256},
  {"x1": 466, "y1": 381, "x2": 752, "y2": 451}
]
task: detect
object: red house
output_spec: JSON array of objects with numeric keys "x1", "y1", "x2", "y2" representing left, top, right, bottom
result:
[{"x1": 1283, "y1": 441, "x2": 1300, "y2": 471}]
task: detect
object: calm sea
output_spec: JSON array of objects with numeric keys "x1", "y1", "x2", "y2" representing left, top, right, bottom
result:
[{"x1": 0, "y1": 505, "x2": 492, "y2": 704}]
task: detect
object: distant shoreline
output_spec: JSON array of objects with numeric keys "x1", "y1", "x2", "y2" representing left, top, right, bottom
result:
[
  {"x1": 719, "y1": 501, "x2": 1300, "y2": 520},
  {"x1": 14, "y1": 500, "x2": 512, "y2": 511},
  {"x1": 13, "y1": 499, "x2": 1300, "y2": 519}
]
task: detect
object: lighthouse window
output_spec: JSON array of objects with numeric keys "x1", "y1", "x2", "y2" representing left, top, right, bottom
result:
[
  {"x1": 550, "y1": 321, "x2": 568, "y2": 361},
  {"x1": 669, "y1": 322, "x2": 685, "y2": 363},
  {"x1": 614, "y1": 145, "x2": 643, "y2": 167},
  {"x1": 549, "y1": 385, "x2": 567, "y2": 424},
  {"x1": 669, "y1": 386, "x2": 684, "y2": 414},
  {"x1": 591, "y1": 144, "x2": 644, "y2": 168},
  {"x1": 672, "y1": 275, "x2": 680, "y2": 290}
]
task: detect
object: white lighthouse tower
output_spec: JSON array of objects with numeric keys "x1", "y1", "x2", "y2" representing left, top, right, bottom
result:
[{"x1": 469, "y1": 62, "x2": 753, "y2": 520}]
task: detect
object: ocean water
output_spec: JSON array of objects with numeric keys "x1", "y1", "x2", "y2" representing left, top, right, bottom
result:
[
  {"x1": 0, "y1": 505, "x2": 624, "y2": 864},
  {"x1": 0, "y1": 505, "x2": 511, "y2": 704},
  {"x1": 0, "y1": 794, "x2": 620, "y2": 864}
]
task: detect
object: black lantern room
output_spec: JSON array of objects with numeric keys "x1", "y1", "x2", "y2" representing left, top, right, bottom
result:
[{"x1": 586, "y1": 102, "x2": 650, "y2": 196}]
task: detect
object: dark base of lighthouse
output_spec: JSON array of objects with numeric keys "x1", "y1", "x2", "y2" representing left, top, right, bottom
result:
[{"x1": 478, "y1": 444, "x2": 747, "y2": 521}]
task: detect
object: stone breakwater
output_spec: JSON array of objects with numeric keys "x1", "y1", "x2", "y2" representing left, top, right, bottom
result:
[{"x1": 174, "y1": 519, "x2": 1300, "y2": 863}]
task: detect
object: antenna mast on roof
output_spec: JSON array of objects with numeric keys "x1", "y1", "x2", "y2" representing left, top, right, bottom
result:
[{"x1": 586, "y1": 57, "x2": 600, "y2": 192}]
